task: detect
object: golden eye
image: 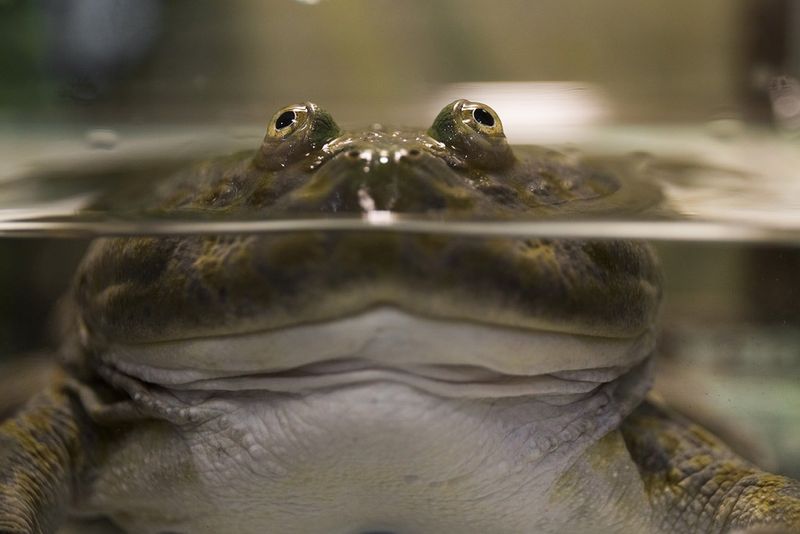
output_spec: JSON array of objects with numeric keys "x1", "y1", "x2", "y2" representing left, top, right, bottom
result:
[
  {"x1": 459, "y1": 101, "x2": 503, "y2": 136},
  {"x1": 267, "y1": 104, "x2": 309, "y2": 138}
]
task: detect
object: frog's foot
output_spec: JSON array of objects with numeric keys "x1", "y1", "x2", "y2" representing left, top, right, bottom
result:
[
  {"x1": 0, "y1": 373, "x2": 97, "y2": 534},
  {"x1": 621, "y1": 399, "x2": 800, "y2": 534}
]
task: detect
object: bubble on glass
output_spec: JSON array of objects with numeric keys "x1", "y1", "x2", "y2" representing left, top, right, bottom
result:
[
  {"x1": 705, "y1": 116, "x2": 744, "y2": 141},
  {"x1": 768, "y1": 75, "x2": 800, "y2": 130},
  {"x1": 85, "y1": 129, "x2": 119, "y2": 150}
]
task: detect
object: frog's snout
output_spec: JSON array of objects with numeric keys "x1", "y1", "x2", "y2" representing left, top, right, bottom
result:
[
  {"x1": 296, "y1": 142, "x2": 460, "y2": 212},
  {"x1": 328, "y1": 143, "x2": 450, "y2": 191}
]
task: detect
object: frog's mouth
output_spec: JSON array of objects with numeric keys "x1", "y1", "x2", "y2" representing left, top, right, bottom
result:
[{"x1": 97, "y1": 307, "x2": 655, "y2": 414}]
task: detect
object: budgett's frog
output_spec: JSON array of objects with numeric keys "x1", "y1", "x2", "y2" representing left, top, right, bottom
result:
[{"x1": 1, "y1": 100, "x2": 798, "y2": 534}]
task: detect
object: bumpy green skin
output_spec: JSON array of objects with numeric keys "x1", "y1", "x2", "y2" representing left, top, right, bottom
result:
[
  {"x1": 72, "y1": 100, "x2": 661, "y2": 348},
  {"x1": 73, "y1": 234, "x2": 661, "y2": 346},
  {"x1": 622, "y1": 400, "x2": 800, "y2": 533},
  {"x1": 0, "y1": 374, "x2": 96, "y2": 534}
]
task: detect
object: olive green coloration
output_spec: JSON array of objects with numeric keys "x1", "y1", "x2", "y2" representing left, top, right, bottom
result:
[
  {"x1": 0, "y1": 373, "x2": 96, "y2": 534},
  {"x1": 0, "y1": 100, "x2": 797, "y2": 533},
  {"x1": 72, "y1": 234, "x2": 659, "y2": 346},
  {"x1": 621, "y1": 401, "x2": 800, "y2": 533}
]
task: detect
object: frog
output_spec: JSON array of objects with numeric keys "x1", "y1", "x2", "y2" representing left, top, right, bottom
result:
[{"x1": 1, "y1": 100, "x2": 798, "y2": 534}]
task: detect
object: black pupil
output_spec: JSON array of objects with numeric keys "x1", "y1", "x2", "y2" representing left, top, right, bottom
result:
[
  {"x1": 473, "y1": 107, "x2": 495, "y2": 127},
  {"x1": 275, "y1": 110, "x2": 296, "y2": 130}
]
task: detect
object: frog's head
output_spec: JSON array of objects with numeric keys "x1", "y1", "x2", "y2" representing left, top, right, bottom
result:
[
  {"x1": 152, "y1": 100, "x2": 625, "y2": 215},
  {"x1": 261, "y1": 99, "x2": 521, "y2": 213},
  {"x1": 69, "y1": 100, "x2": 661, "y2": 422},
  {"x1": 246, "y1": 100, "x2": 501, "y2": 213}
]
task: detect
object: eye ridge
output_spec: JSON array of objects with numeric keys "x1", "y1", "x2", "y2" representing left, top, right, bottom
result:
[{"x1": 473, "y1": 107, "x2": 495, "y2": 127}]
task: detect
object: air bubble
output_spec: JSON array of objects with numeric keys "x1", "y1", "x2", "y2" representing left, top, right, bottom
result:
[
  {"x1": 85, "y1": 129, "x2": 119, "y2": 150},
  {"x1": 705, "y1": 117, "x2": 744, "y2": 141}
]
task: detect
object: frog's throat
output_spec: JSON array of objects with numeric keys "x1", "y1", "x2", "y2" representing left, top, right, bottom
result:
[{"x1": 96, "y1": 306, "x2": 655, "y2": 405}]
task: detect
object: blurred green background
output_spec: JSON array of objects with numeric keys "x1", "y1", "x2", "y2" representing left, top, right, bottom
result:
[{"x1": 0, "y1": 0, "x2": 786, "y2": 126}]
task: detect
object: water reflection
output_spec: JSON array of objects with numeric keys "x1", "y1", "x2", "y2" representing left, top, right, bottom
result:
[{"x1": 2, "y1": 122, "x2": 800, "y2": 244}]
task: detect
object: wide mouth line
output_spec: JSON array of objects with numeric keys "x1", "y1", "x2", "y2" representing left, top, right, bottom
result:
[
  {"x1": 97, "y1": 308, "x2": 655, "y2": 403},
  {"x1": 118, "y1": 315, "x2": 651, "y2": 348},
  {"x1": 99, "y1": 307, "x2": 656, "y2": 378},
  {"x1": 103, "y1": 357, "x2": 638, "y2": 402}
]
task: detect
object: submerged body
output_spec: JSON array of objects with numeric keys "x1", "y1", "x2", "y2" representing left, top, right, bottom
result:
[{"x1": 1, "y1": 100, "x2": 799, "y2": 534}]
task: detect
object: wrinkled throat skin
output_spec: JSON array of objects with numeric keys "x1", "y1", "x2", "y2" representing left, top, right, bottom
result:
[
  {"x1": 60, "y1": 229, "x2": 660, "y2": 534},
  {"x1": 1, "y1": 100, "x2": 798, "y2": 534}
]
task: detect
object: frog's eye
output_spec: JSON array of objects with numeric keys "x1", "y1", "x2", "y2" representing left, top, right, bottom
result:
[
  {"x1": 459, "y1": 102, "x2": 504, "y2": 136},
  {"x1": 256, "y1": 102, "x2": 340, "y2": 170},
  {"x1": 267, "y1": 104, "x2": 309, "y2": 138},
  {"x1": 428, "y1": 99, "x2": 514, "y2": 170}
]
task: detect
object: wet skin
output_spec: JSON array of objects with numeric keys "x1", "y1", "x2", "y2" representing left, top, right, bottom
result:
[{"x1": 1, "y1": 101, "x2": 798, "y2": 534}]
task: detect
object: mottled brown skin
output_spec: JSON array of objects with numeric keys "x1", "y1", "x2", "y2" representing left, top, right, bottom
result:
[
  {"x1": 0, "y1": 373, "x2": 96, "y2": 534},
  {"x1": 73, "y1": 234, "x2": 659, "y2": 346},
  {"x1": 622, "y1": 400, "x2": 800, "y2": 533},
  {"x1": 72, "y1": 100, "x2": 661, "y2": 351},
  {"x1": 0, "y1": 100, "x2": 798, "y2": 533}
]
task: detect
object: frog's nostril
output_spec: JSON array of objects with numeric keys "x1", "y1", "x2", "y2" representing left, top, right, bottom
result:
[
  {"x1": 346, "y1": 149, "x2": 361, "y2": 160},
  {"x1": 403, "y1": 148, "x2": 422, "y2": 160}
]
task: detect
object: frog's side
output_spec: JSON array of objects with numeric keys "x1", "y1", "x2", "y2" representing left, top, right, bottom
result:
[{"x1": 0, "y1": 100, "x2": 798, "y2": 534}]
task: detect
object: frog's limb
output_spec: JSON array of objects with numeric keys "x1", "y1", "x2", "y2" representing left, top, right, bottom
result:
[
  {"x1": 0, "y1": 372, "x2": 96, "y2": 534},
  {"x1": 621, "y1": 399, "x2": 800, "y2": 534}
]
